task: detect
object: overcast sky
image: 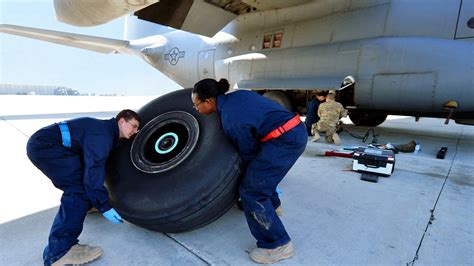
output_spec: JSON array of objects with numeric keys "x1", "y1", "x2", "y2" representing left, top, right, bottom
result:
[{"x1": 0, "y1": 0, "x2": 182, "y2": 95}]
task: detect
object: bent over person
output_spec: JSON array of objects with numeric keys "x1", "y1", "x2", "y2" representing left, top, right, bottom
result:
[
  {"x1": 26, "y1": 109, "x2": 141, "y2": 266},
  {"x1": 192, "y1": 78, "x2": 307, "y2": 264}
]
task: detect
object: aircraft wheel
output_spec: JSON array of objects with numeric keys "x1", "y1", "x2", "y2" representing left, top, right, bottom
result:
[
  {"x1": 105, "y1": 88, "x2": 242, "y2": 233},
  {"x1": 263, "y1": 91, "x2": 292, "y2": 111},
  {"x1": 349, "y1": 112, "x2": 387, "y2": 127}
]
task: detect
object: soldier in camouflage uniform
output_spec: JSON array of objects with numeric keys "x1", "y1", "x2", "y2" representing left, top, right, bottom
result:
[{"x1": 311, "y1": 93, "x2": 347, "y2": 145}]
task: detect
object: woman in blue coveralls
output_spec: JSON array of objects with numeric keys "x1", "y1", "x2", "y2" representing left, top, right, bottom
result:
[
  {"x1": 27, "y1": 109, "x2": 140, "y2": 266},
  {"x1": 192, "y1": 78, "x2": 307, "y2": 264}
]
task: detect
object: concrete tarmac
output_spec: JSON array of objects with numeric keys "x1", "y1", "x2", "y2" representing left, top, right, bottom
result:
[{"x1": 0, "y1": 96, "x2": 473, "y2": 265}]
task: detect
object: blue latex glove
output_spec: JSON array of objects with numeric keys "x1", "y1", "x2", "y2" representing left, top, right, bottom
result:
[
  {"x1": 102, "y1": 208, "x2": 123, "y2": 224},
  {"x1": 276, "y1": 187, "x2": 283, "y2": 198}
]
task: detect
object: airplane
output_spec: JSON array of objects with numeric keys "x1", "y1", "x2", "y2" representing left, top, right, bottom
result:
[{"x1": 1, "y1": 0, "x2": 473, "y2": 232}]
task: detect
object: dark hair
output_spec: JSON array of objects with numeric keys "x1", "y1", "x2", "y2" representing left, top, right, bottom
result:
[
  {"x1": 116, "y1": 109, "x2": 141, "y2": 123},
  {"x1": 192, "y1": 78, "x2": 230, "y2": 100},
  {"x1": 316, "y1": 90, "x2": 329, "y2": 97}
]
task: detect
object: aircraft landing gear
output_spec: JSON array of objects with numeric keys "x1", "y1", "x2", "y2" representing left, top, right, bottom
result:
[
  {"x1": 105, "y1": 88, "x2": 242, "y2": 233},
  {"x1": 263, "y1": 91, "x2": 293, "y2": 111},
  {"x1": 349, "y1": 111, "x2": 387, "y2": 127}
]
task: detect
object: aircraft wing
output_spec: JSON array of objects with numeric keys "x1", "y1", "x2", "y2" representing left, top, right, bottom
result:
[
  {"x1": 237, "y1": 77, "x2": 343, "y2": 90},
  {"x1": 0, "y1": 24, "x2": 132, "y2": 54},
  {"x1": 52, "y1": 0, "x2": 312, "y2": 37},
  {"x1": 54, "y1": 0, "x2": 159, "y2": 27},
  {"x1": 134, "y1": 0, "x2": 369, "y2": 37}
]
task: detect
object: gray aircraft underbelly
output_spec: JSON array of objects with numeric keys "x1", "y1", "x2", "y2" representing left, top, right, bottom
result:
[{"x1": 238, "y1": 37, "x2": 473, "y2": 114}]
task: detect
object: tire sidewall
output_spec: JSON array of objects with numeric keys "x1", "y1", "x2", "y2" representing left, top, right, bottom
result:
[{"x1": 106, "y1": 88, "x2": 241, "y2": 229}]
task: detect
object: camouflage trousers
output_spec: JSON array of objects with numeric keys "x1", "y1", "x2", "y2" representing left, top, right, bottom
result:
[{"x1": 312, "y1": 121, "x2": 337, "y2": 142}]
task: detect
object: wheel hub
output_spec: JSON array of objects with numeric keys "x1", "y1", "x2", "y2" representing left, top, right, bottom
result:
[{"x1": 131, "y1": 111, "x2": 199, "y2": 173}]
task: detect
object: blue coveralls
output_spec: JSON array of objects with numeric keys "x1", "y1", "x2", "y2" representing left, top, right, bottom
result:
[
  {"x1": 26, "y1": 117, "x2": 119, "y2": 266},
  {"x1": 216, "y1": 91, "x2": 307, "y2": 249},
  {"x1": 304, "y1": 98, "x2": 324, "y2": 136}
]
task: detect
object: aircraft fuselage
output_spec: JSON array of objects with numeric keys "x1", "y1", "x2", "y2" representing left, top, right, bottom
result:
[{"x1": 130, "y1": 0, "x2": 473, "y2": 123}]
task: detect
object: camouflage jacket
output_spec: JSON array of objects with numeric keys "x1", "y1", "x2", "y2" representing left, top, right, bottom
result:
[{"x1": 317, "y1": 100, "x2": 347, "y2": 126}]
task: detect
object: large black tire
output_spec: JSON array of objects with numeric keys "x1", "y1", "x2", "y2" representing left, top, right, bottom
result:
[
  {"x1": 105, "y1": 88, "x2": 242, "y2": 233},
  {"x1": 263, "y1": 91, "x2": 292, "y2": 111},
  {"x1": 349, "y1": 112, "x2": 387, "y2": 127}
]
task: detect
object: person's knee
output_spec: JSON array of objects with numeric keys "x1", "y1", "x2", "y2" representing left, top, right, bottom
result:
[
  {"x1": 239, "y1": 186, "x2": 253, "y2": 203},
  {"x1": 26, "y1": 138, "x2": 37, "y2": 160},
  {"x1": 328, "y1": 127, "x2": 337, "y2": 135},
  {"x1": 316, "y1": 124, "x2": 324, "y2": 132},
  {"x1": 239, "y1": 194, "x2": 267, "y2": 214},
  {"x1": 26, "y1": 135, "x2": 47, "y2": 164},
  {"x1": 239, "y1": 185, "x2": 265, "y2": 206}
]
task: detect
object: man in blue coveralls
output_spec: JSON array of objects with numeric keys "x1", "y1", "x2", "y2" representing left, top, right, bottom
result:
[
  {"x1": 192, "y1": 78, "x2": 307, "y2": 264},
  {"x1": 27, "y1": 109, "x2": 141, "y2": 266},
  {"x1": 304, "y1": 90, "x2": 328, "y2": 136}
]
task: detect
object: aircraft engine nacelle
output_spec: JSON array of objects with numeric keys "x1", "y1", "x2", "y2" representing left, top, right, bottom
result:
[{"x1": 54, "y1": 0, "x2": 159, "y2": 27}]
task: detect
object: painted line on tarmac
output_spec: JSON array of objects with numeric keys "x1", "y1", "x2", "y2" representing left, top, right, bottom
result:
[
  {"x1": 407, "y1": 129, "x2": 462, "y2": 265},
  {"x1": 164, "y1": 233, "x2": 214, "y2": 265},
  {"x1": 1, "y1": 117, "x2": 29, "y2": 138}
]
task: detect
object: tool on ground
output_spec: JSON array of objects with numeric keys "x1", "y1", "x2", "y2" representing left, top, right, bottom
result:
[
  {"x1": 343, "y1": 146, "x2": 360, "y2": 151},
  {"x1": 314, "y1": 148, "x2": 354, "y2": 158},
  {"x1": 342, "y1": 127, "x2": 379, "y2": 143},
  {"x1": 324, "y1": 150, "x2": 354, "y2": 158},
  {"x1": 368, "y1": 143, "x2": 396, "y2": 152},
  {"x1": 394, "y1": 140, "x2": 417, "y2": 153},
  {"x1": 414, "y1": 142, "x2": 421, "y2": 154},
  {"x1": 352, "y1": 147, "x2": 395, "y2": 177},
  {"x1": 437, "y1": 147, "x2": 448, "y2": 159}
]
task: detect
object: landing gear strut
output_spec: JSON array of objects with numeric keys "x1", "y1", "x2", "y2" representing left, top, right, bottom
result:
[{"x1": 349, "y1": 112, "x2": 387, "y2": 127}]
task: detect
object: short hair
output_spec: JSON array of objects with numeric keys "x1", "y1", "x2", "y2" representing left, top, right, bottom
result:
[
  {"x1": 116, "y1": 109, "x2": 141, "y2": 123},
  {"x1": 316, "y1": 90, "x2": 329, "y2": 97},
  {"x1": 326, "y1": 93, "x2": 336, "y2": 100}
]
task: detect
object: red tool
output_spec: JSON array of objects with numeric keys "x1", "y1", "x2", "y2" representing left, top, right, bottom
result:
[{"x1": 323, "y1": 150, "x2": 354, "y2": 158}]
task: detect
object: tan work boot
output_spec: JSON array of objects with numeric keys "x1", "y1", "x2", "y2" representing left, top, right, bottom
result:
[
  {"x1": 275, "y1": 206, "x2": 283, "y2": 216},
  {"x1": 52, "y1": 244, "x2": 102, "y2": 266},
  {"x1": 311, "y1": 132, "x2": 320, "y2": 142},
  {"x1": 250, "y1": 241, "x2": 294, "y2": 264},
  {"x1": 332, "y1": 133, "x2": 341, "y2": 145}
]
